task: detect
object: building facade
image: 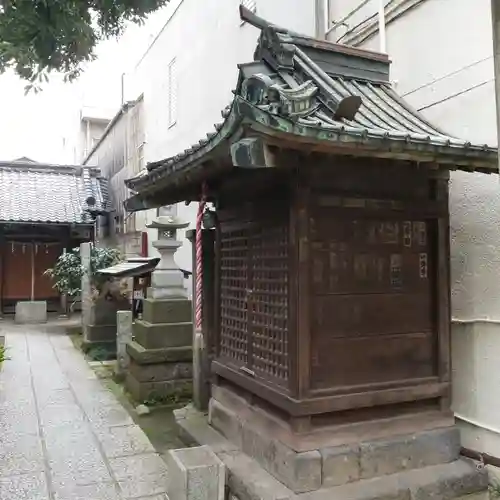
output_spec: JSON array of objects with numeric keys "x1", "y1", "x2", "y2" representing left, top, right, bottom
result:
[
  {"x1": 328, "y1": 0, "x2": 500, "y2": 463},
  {"x1": 84, "y1": 97, "x2": 148, "y2": 258}
]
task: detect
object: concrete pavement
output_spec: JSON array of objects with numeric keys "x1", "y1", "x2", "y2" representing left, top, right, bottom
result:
[{"x1": 0, "y1": 323, "x2": 169, "y2": 500}]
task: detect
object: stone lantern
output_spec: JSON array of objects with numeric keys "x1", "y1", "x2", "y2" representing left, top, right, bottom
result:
[
  {"x1": 147, "y1": 215, "x2": 190, "y2": 299},
  {"x1": 125, "y1": 214, "x2": 193, "y2": 402}
]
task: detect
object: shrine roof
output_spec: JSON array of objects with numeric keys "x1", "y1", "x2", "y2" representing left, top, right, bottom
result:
[
  {"x1": 0, "y1": 161, "x2": 109, "y2": 224},
  {"x1": 97, "y1": 257, "x2": 160, "y2": 279},
  {"x1": 125, "y1": 7, "x2": 497, "y2": 211}
]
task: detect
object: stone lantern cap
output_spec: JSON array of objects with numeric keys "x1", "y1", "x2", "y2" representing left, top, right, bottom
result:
[{"x1": 146, "y1": 216, "x2": 190, "y2": 231}]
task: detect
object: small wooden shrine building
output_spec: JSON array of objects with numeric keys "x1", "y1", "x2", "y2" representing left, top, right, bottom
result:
[
  {"x1": 0, "y1": 159, "x2": 108, "y2": 315},
  {"x1": 125, "y1": 7, "x2": 497, "y2": 492}
]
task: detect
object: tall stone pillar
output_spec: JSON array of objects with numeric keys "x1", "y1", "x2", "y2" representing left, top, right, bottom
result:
[
  {"x1": 125, "y1": 215, "x2": 193, "y2": 403},
  {"x1": 81, "y1": 242, "x2": 92, "y2": 343}
]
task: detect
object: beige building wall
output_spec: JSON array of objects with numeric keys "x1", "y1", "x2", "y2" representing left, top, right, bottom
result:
[{"x1": 331, "y1": 0, "x2": 500, "y2": 458}]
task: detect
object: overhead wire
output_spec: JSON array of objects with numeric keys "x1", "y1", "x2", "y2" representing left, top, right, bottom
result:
[{"x1": 335, "y1": 0, "x2": 395, "y2": 43}]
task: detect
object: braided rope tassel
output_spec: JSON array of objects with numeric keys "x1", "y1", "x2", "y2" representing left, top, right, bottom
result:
[{"x1": 195, "y1": 182, "x2": 208, "y2": 331}]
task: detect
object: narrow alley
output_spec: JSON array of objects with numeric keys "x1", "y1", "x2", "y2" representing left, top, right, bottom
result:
[{"x1": 0, "y1": 323, "x2": 169, "y2": 500}]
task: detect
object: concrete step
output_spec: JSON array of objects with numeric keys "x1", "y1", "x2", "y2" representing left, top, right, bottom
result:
[
  {"x1": 175, "y1": 406, "x2": 489, "y2": 500},
  {"x1": 300, "y1": 459, "x2": 488, "y2": 500}
]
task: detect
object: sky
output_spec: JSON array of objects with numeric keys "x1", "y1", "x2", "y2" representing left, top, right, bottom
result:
[{"x1": 0, "y1": 6, "x2": 172, "y2": 165}]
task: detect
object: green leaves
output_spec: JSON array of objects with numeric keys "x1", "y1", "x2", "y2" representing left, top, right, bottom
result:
[
  {"x1": 0, "y1": 0, "x2": 168, "y2": 85},
  {"x1": 45, "y1": 246, "x2": 122, "y2": 297},
  {"x1": 0, "y1": 344, "x2": 8, "y2": 364}
]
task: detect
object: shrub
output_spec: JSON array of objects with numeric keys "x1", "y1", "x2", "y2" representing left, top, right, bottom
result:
[{"x1": 45, "y1": 246, "x2": 122, "y2": 299}]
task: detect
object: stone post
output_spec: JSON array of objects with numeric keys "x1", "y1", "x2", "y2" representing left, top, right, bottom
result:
[
  {"x1": 116, "y1": 310, "x2": 133, "y2": 379},
  {"x1": 81, "y1": 242, "x2": 92, "y2": 343},
  {"x1": 125, "y1": 215, "x2": 194, "y2": 402},
  {"x1": 167, "y1": 446, "x2": 225, "y2": 500}
]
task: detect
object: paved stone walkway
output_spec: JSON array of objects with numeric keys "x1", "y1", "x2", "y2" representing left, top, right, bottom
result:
[{"x1": 0, "y1": 323, "x2": 169, "y2": 500}]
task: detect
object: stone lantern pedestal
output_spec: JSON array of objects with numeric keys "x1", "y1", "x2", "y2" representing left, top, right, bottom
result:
[{"x1": 125, "y1": 215, "x2": 193, "y2": 402}]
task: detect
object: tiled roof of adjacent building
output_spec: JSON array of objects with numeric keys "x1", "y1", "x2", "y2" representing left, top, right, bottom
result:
[
  {"x1": 124, "y1": 6, "x2": 497, "y2": 211},
  {"x1": 0, "y1": 160, "x2": 109, "y2": 224}
]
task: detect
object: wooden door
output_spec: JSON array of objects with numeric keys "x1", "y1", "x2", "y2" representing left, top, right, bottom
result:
[
  {"x1": 218, "y1": 199, "x2": 290, "y2": 389},
  {"x1": 310, "y1": 214, "x2": 436, "y2": 390},
  {"x1": 2, "y1": 242, "x2": 60, "y2": 301},
  {"x1": 3, "y1": 242, "x2": 33, "y2": 300}
]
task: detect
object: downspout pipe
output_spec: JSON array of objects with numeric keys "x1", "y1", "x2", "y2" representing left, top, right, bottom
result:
[{"x1": 377, "y1": 0, "x2": 387, "y2": 53}]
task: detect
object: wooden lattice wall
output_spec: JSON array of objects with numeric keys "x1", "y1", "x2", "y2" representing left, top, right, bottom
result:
[{"x1": 218, "y1": 199, "x2": 290, "y2": 388}]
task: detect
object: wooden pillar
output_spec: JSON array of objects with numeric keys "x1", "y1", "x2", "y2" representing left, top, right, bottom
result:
[
  {"x1": 187, "y1": 228, "x2": 215, "y2": 411},
  {"x1": 59, "y1": 226, "x2": 72, "y2": 317},
  {"x1": 30, "y1": 241, "x2": 35, "y2": 302},
  {"x1": 290, "y1": 169, "x2": 312, "y2": 433},
  {"x1": 0, "y1": 225, "x2": 4, "y2": 318},
  {"x1": 435, "y1": 172, "x2": 452, "y2": 411}
]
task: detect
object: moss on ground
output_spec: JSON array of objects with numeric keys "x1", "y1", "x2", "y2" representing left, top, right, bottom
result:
[
  {"x1": 71, "y1": 330, "x2": 190, "y2": 455},
  {"x1": 95, "y1": 366, "x2": 186, "y2": 455}
]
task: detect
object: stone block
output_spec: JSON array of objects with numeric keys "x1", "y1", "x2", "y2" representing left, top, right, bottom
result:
[
  {"x1": 134, "y1": 320, "x2": 192, "y2": 349},
  {"x1": 15, "y1": 301, "x2": 47, "y2": 324},
  {"x1": 360, "y1": 427, "x2": 460, "y2": 479},
  {"x1": 167, "y1": 446, "x2": 225, "y2": 500},
  {"x1": 210, "y1": 398, "x2": 321, "y2": 493},
  {"x1": 299, "y1": 460, "x2": 486, "y2": 500},
  {"x1": 151, "y1": 268, "x2": 186, "y2": 288},
  {"x1": 90, "y1": 297, "x2": 129, "y2": 325},
  {"x1": 208, "y1": 398, "x2": 243, "y2": 449},
  {"x1": 128, "y1": 358, "x2": 193, "y2": 383},
  {"x1": 301, "y1": 472, "x2": 411, "y2": 500},
  {"x1": 116, "y1": 311, "x2": 133, "y2": 377},
  {"x1": 143, "y1": 298, "x2": 192, "y2": 324},
  {"x1": 86, "y1": 324, "x2": 116, "y2": 343},
  {"x1": 127, "y1": 341, "x2": 193, "y2": 364},
  {"x1": 407, "y1": 459, "x2": 488, "y2": 500},
  {"x1": 125, "y1": 373, "x2": 192, "y2": 402},
  {"x1": 219, "y1": 450, "x2": 295, "y2": 500},
  {"x1": 321, "y1": 444, "x2": 361, "y2": 487},
  {"x1": 175, "y1": 412, "x2": 239, "y2": 454}
]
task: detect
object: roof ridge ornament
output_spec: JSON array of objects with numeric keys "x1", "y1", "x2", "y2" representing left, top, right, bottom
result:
[
  {"x1": 239, "y1": 5, "x2": 293, "y2": 35},
  {"x1": 241, "y1": 74, "x2": 319, "y2": 119},
  {"x1": 239, "y1": 5, "x2": 296, "y2": 71}
]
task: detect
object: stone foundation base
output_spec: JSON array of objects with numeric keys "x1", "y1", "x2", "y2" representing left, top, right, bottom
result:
[
  {"x1": 86, "y1": 324, "x2": 117, "y2": 343},
  {"x1": 174, "y1": 405, "x2": 489, "y2": 500},
  {"x1": 209, "y1": 386, "x2": 465, "y2": 493},
  {"x1": 15, "y1": 301, "x2": 47, "y2": 324},
  {"x1": 125, "y1": 340, "x2": 193, "y2": 403},
  {"x1": 126, "y1": 373, "x2": 192, "y2": 402}
]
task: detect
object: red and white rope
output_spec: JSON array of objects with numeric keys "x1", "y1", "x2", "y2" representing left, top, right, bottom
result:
[{"x1": 195, "y1": 182, "x2": 208, "y2": 331}]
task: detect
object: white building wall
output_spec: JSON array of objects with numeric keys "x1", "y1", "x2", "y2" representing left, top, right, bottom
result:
[
  {"x1": 343, "y1": 0, "x2": 500, "y2": 457},
  {"x1": 129, "y1": 0, "x2": 317, "y2": 297}
]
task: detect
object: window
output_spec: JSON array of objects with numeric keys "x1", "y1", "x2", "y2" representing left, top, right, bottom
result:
[{"x1": 167, "y1": 58, "x2": 177, "y2": 128}]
